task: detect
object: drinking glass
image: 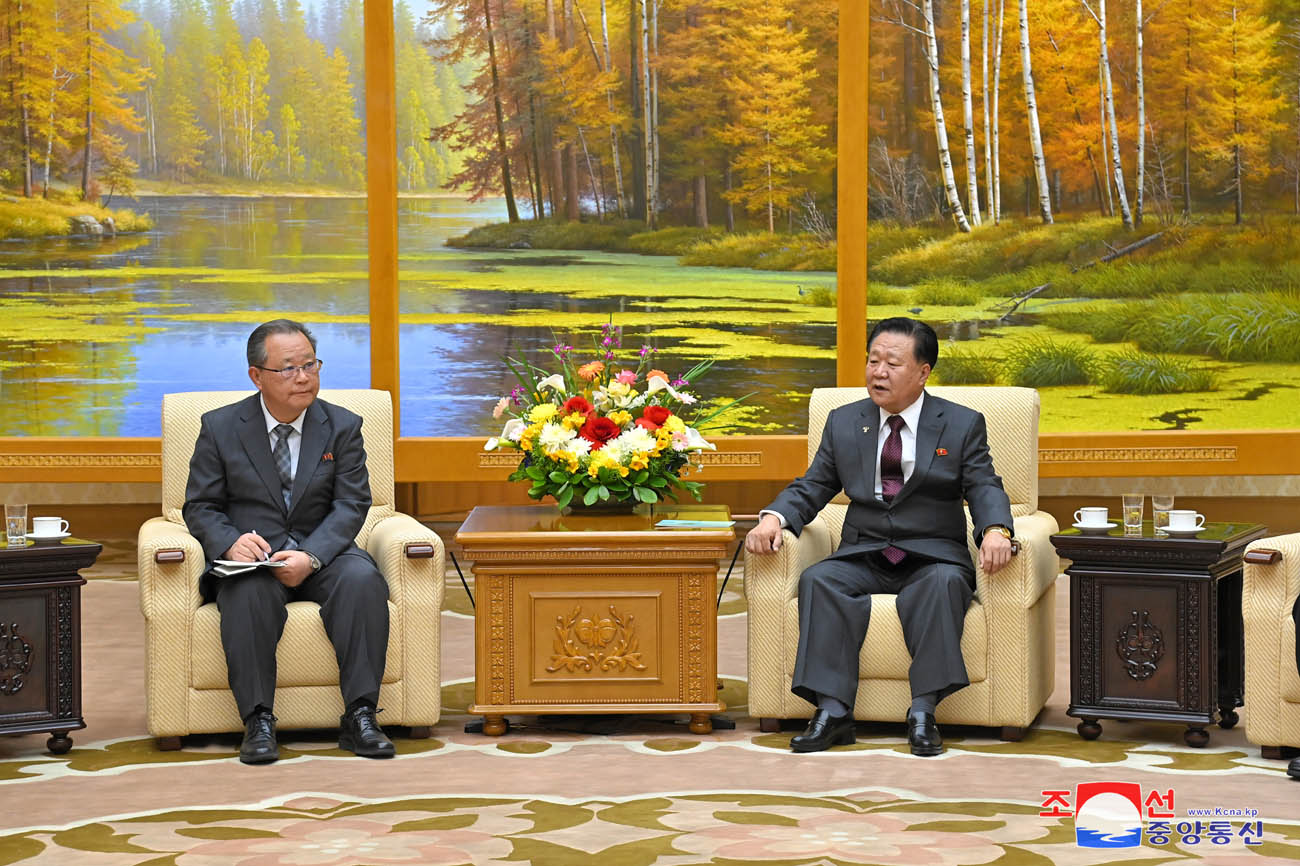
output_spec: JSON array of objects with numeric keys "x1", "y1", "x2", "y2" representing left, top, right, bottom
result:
[
  {"x1": 1122, "y1": 493, "x2": 1144, "y2": 536},
  {"x1": 4, "y1": 503, "x2": 27, "y2": 547},
  {"x1": 1152, "y1": 494, "x2": 1175, "y2": 535}
]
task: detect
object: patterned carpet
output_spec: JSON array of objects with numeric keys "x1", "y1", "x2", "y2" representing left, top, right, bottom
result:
[{"x1": 2, "y1": 544, "x2": 1299, "y2": 865}]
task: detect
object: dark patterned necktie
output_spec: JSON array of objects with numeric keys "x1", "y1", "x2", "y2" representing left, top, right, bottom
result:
[
  {"x1": 272, "y1": 423, "x2": 295, "y2": 508},
  {"x1": 880, "y1": 414, "x2": 906, "y2": 565}
]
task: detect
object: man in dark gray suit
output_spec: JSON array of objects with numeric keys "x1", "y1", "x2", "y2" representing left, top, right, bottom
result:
[
  {"x1": 183, "y1": 319, "x2": 394, "y2": 764},
  {"x1": 746, "y1": 317, "x2": 1014, "y2": 756}
]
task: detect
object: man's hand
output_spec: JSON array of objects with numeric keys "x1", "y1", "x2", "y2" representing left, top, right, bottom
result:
[
  {"x1": 269, "y1": 550, "x2": 314, "y2": 587},
  {"x1": 980, "y1": 530, "x2": 1013, "y2": 575},
  {"x1": 223, "y1": 531, "x2": 272, "y2": 563},
  {"x1": 745, "y1": 513, "x2": 785, "y2": 555}
]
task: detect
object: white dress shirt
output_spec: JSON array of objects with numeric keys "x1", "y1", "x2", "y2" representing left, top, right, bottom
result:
[
  {"x1": 762, "y1": 391, "x2": 926, "y2": 527},
  {"x1": 260, "y1": 396, "x2": 307, "y2": 482}
]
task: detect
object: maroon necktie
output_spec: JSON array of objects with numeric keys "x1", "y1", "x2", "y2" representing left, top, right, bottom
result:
[{"x1": 880, "y1": 415, "x2": 906, "y2": 564}]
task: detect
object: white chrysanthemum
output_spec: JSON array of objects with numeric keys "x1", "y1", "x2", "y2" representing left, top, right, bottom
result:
[
  {"x1": 563, "y1": 437, "x2": 592, "y2": 458},
  {"x1": 538, "y1": 421, "x2": 576, "y2": 451},
  {"x1": 600, "y1": 439, "x2": 627, "y2": 463},
  {"x1": 615, "y1": 426, "x2": 657, "y2": 455}
]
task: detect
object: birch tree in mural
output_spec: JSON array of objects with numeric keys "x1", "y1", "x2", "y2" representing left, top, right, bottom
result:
[
  {"x1": 961, "y1": 0, "x2": 981, "y2": 224},
  {"x1": 884, "y1": 0, "x2": 971, "y2": 231},
  {"x1": 1018, "y1": 0, "x2": 1053, "y2": 223},
  {"x1": 1082, "y1": 0, "x2": 1133, "y2": 229}
]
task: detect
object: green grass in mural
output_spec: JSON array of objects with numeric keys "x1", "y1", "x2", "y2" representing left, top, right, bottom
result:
[
  {"x1": 0, "y1": 196, "x2": 152, "y2": 239},
  {"x1": 1099, "y1": 351, "x2": 1218, "y2": 394},
  {"x1": 933, "y1": 348, "x2": 1001, "y2": 384},
  {"x1": 678, "y1": 231, "x2": 836, "y2": 271},
  {"x1": 1003, "y1": 338, "x2": 1098, "y2": 387},
  {"x1": 911, "y1": 276, "x2": 985, "y2": 307}
]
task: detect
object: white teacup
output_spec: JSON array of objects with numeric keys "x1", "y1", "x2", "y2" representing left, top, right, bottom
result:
[
  {"x1": 1166, "y1": 510, "x2": 1205, "y2": 531},
  {"x1": 31, "y1": 516, "x2": 68, "y2": 537},
  {"x1": 1074, "y1": 507, "x2": 1110, "y2": 527}
]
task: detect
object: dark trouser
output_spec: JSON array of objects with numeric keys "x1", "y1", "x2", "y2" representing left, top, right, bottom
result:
[
  {"x1": 215, "y1": 549, "x2": 389, "y2": 720},
  {"x1": 791, "y1": 552, "x2": 975, "y2": 709},
  {"x1": 1294, "y1": 594, "x2": 1300, "y2": 678}
]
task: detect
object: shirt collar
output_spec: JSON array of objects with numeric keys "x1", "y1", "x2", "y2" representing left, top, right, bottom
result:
[
  {"x1": 879, "y1": 390, "x2": 925, "y2": 432},
  {"x1": 260, "y1": 395, "x2": 307, "y2": 436}
]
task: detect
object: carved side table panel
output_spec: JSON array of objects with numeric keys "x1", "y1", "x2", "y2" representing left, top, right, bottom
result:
[
  {"x1": 456, "y1": 505, "x2": 732, "y2": 735},
  {"x1": 0, "y1": 538, "x2": 101, "y2": 753},
  {"x1": 1052, "y1": 522, "x2": 1265, "y2": 748}
]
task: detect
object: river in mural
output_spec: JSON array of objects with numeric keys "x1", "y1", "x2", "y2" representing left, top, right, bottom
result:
[{"x1": 0, "y1": 196, "x2": 837, "y2": 437}]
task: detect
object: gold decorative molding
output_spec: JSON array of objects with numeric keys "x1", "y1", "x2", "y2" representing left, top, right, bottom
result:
[
  {"x1": 465, "y1": 548, "x2": 729, "y2": 563},
  {"x1": 484, "y1": 575, "x2": 508, "y2": 706},
  {"x1": 478, "y1": 453, "x2": 519, "y2": 468},
  {"x1": 0, "y1": 455, "x2": 161, "y2": 469},
  {"x1": 1039, "y1": 446, "x2": 1238, "y2": 464},
  {"x1": 684, "y1": 573, "x2": 706, "y2": 704},
  {"x1": 695, "y1": 451, "x2": 763, "y2": 467}
]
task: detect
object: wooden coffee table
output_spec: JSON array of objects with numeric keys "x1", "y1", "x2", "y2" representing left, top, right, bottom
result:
[
  {"x1": 1051, "y1": 521, "x2": 1267, "y2": 747},
  {"x1": 0, "y1": 537, "x2": 101, "y2": 753},
  {"x1": 455, "y1": 504, "x2": 733, "y2": 735}
]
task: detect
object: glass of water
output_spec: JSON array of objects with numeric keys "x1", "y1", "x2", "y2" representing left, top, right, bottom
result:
[
  {"x1": 4, "y1": 503, "x2": 27, "y2": 547},
  {"x1": 1122, "y1": 493, "x2": 1144, "y2": 536},
  {"x1": 1152, "y1": 495, "x2": 1175, "y2": 535}
]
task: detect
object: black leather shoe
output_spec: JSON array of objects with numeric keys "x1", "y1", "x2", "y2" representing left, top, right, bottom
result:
[
  {"x1": 790, "y1": 708, "x2": 856, "y2": 752},
  {"x1": 1288, "y1": 756, "x2": 1300, "y2": 780},
  {"x1": 906, "y1": 710, "x2": 943, "y2": 756},
  {"x1": 339, "y1": 705, "x2": 395, "y2": 758},
  {"x1": 240, "y1": 711, "x2": 279, "y2": 764}
]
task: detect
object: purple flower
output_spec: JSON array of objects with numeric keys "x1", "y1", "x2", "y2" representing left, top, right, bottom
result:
[
  {"x1": 672, "y1": 378, "x2": 688, "y2": 387},
  {"x1": 639, "y1": 345, "x2": 656, "y2": 357},
  {"x1": 509, "y1": 386, "x2": 526, "y2": 406}
]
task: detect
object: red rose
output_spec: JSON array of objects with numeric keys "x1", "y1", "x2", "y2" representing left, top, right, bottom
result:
[
  {"x1": 636, "y1": 405, "x2": 672, "y2": 431},
  {"x1": 563, "y1": 396, "x2": 594, "y2": 416},
  {"x1": 579, "y1": 415, "x2": 621, "y2": 449}
]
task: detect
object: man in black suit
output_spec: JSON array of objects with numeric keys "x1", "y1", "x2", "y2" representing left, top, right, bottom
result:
[
  {"x1": 183, "y1": 319, "x2": 394, "y2": 764},
  {"x1": 745, "y1": 317, "x2": 1014, "y2": 756}
]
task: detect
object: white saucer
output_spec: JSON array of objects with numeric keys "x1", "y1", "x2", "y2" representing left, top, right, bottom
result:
[
  {"x1": 1072, "y1": 522, "x2": 1117, "y2": 535},
  {"x1": 25, "y1": 531, "x2": 70, "y2": 541},
  {"x1": 1161, "y1": 526, "x2": 1204, "y2": 538}
]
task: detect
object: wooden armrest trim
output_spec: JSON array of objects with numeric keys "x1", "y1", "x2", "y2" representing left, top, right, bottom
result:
[
  {"x1": 154, "y1": 549, "x2": 186, "y2": 564},
  {"x1": 1244, "y1": 549, "x2": 1282, "y2": 565},
  {"x1": 404, "y1": 542, "x2": 436, "y2": 559},
  {"x1": 1011, "y1": 540, "x2": 1021, "y2": 556}
]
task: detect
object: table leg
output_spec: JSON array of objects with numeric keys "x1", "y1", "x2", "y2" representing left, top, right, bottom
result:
[
  {"x1": 688, "y1": 713, "x2": 713, "y2": 735},
  {"x1": 1077, "y1": 718, "x2": 1102, "y2": 740},
  {"x1": 47, "y1": 732, "x2": 73, "y2": 754},
  {"x1": 1184, "y1": 726, "x2": 1210, "y2": 748},
  {"x1": 482, "y1": 715, "x2": 508, "y2": 736},
  {"x1": 1217, "y1": 705, "x2": 1240, "y2": 729}
]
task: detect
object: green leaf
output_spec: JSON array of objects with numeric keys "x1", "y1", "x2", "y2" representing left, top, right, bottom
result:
[
  {"x1": 633, "y1": 469, "x2": 649, "y2": 484},
  {"x1": 648, "y1": 476, "x2": 667, "y2": 487},
  {"x1": 555, "y1": 487, "x2": 574, "y2": 508},
  {"x1": 526, "y1": 466, "x2": 546, "y2": 482},
  {"x1": 597, "y1": 485, "x2": 610, "y2": 501},
  {"x1": 583, "y1": 487, "x2": 600, "y2": 506},
  {"x1": 549, "y1": 471, "x2": 568, "y2": 483},
  {"x1": 633, "y1": 486, "x2": 658, "y2": 503}
]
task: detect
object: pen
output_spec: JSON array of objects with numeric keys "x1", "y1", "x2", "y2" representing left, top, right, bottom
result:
[{"x1": 253, "y1": 530, "x2": 270, "y2": 561}]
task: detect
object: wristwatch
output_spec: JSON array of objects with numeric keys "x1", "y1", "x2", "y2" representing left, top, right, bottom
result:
[
  {"x1": 984, "y1": 525, "x2": 1013, "y2": 540},
  {"x1": 305, "y1": 551, "x2": 322, "y2": 572}
]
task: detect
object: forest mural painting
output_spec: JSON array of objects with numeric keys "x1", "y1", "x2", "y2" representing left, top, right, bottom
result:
[{"x1": 0, "y1": 0, "x2": 1296, "y2": 437}]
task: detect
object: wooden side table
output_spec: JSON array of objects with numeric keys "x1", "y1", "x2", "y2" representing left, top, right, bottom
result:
[
  {"x1": 0, "y1": 537, "x2": 101, "y2": 753},
  {"x1": 456, "y1": 504, "x2": 733, "y2": 735},
  {"x1": 1051, "y1": 521, "x2": 1266, "y2": 747}
]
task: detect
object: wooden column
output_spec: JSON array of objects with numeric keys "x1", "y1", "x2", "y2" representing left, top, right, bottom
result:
[
  {"x1": 364, "y1": 0, "x2": 401, "y2": 434},
  {"x1": 836, "y1": 0, "x2": 869, "y2": 387}
]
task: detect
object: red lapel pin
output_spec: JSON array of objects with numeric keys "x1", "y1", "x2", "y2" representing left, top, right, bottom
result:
[
  {"x1": 323, "y1": 452, "x2": 334, "y2": 462},
  {"x1": 935, "y1": 448, "x2": 948, "y2": 456}
]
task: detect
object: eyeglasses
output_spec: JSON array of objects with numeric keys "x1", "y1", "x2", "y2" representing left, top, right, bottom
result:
[{"x1": 255, "y1": 359, "x2": 324, "y2": 379}]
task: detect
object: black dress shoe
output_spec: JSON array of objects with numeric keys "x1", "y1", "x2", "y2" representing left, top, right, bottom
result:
[
  {"x1": 339, "y1": 705, "x2": 396, "y2": 758},
  {"x1": 906, "y1": 710, "x2": 943, "y2": 756},
  {"x1": 240, "y1": 711, "x2": 279, "y2": 764},
  {"x1": 790, "y1": 708, "x2": 856, "y2": 753},
  {"x1": 1288, "y1": 756, "x2": 1300, "y2": 780}
]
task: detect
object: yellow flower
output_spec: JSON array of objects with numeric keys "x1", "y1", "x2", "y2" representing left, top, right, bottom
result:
[
  {"x1": 629, "y1": 453, "x2": 649, "y2": 471},
  {"x1": 617, "y1": 465, "x2": 629, "y2": 477},
  {"x1": 662, "y1": 415, "x2": 686, "y2": 433},
  {"x1": 529, "y1": 403, "x2": 558, "y2": 423},
  {"x1": 609, "y1": 410, "x2": 632, "y2": 427},
  {"x1": 562, "y1": 412, "x2": 587, "y2": 430}
]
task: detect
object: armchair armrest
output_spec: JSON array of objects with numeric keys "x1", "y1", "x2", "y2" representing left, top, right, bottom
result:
[
  {"x1": 744, "y1": 516, "x2": 837, "y2": 603},
  {"x1": 1243, "y1": 532, "x2": 1300, "y2": 614},
  {"x1": 137, "y1": 516, "x2": 205, "y2": 619}
]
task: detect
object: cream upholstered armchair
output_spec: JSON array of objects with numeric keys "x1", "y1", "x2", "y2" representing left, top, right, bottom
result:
[
  {"x1": 137, "y1": 389, "x2": 444, "y2": 749},
  {"x1": 745, "y1": 386, "x2": 1060, "y2": 739},
  {"x1": 1242, "y1": 532, "x2": 1300, "y2": 760}
]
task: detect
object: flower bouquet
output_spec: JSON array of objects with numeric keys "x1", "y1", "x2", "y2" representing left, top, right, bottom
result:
[{"x1": 484, "y1": 325, "x2": 743, "y2": 509}]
